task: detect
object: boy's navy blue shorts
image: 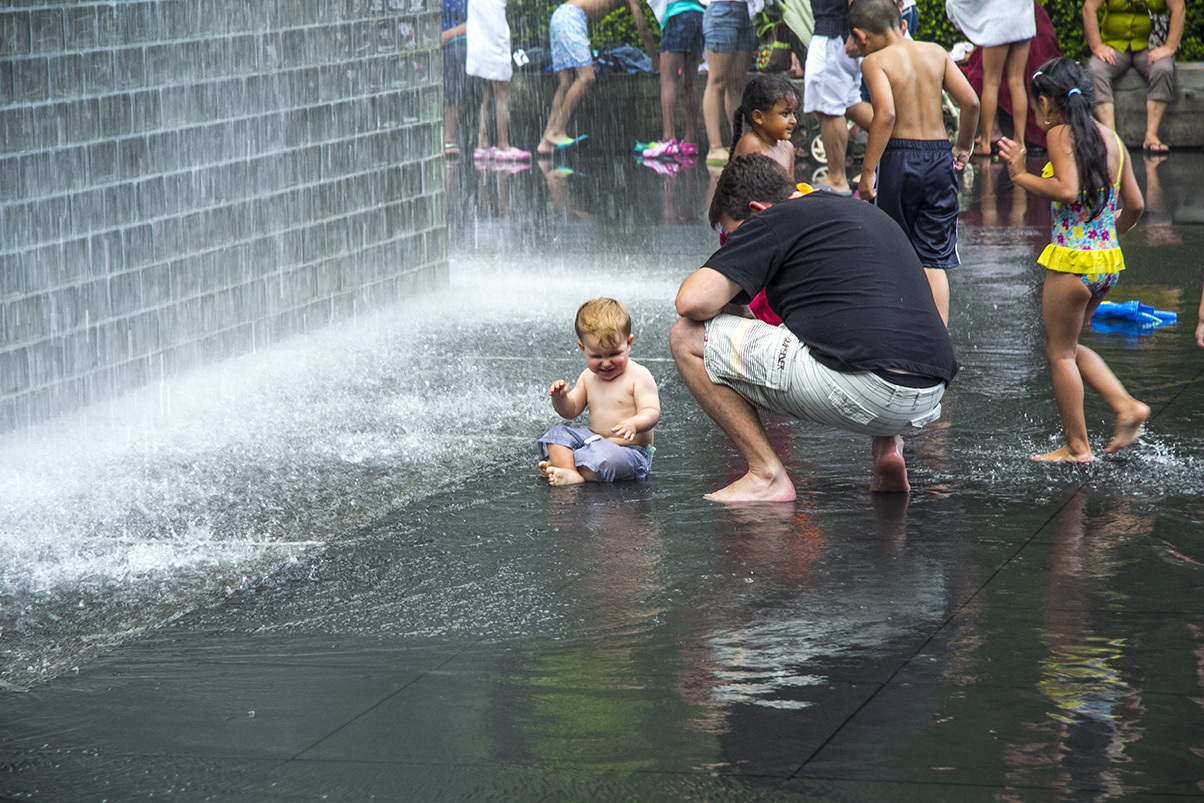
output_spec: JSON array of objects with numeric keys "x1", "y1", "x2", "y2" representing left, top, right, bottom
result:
[
  {"x1": 660, "y1": 10, "x2": 704, "y2": 59},
  {"x1": 874, "y1": 139, "x2": 960, "y2": 270}
]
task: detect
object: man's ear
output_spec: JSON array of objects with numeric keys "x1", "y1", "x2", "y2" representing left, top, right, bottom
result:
[{"x1": 748, "y1": 200, "x2": 770, "y2": 213}]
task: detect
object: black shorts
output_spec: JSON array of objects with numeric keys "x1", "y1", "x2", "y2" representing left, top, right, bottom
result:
[{"x1": 875, "y1": 139, "x2": 960, "y2": 270}]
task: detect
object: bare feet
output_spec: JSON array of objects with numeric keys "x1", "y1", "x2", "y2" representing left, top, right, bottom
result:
[
  {"x1": 703, "y1": 469, "x2": 796, "y2": 503},
  {"x1": 870, "y1": 436, "x2": 910, "y2": 492},
  {"x1": 538, "y1": 460, "x2": 552, "y2": 478},
  {"x1": 1031, "y1": 445, "x2": 1094, "y2": 463},
  {"x1": 1143, "y1": 138, "x2": 1169, "y2": 153},
  {"x1": 1103, "y1": 401, "x2": 1150, "y2": 454},
  {"x1": 705, "y1": 146, "x2": 729, "y2": 166},
  {"x1": 545, "y1": 465, "x2": 585, "y2": 485}
]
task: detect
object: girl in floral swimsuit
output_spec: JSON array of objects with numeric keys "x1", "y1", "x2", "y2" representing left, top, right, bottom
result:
[{"x1": 998, "y1": 57, "x2": 1148, "y2": 463}]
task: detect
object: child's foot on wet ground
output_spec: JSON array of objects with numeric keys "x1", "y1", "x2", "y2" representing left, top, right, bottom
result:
[
  {"x1": 1031, "y1": 445, "x2": 1094, "y2": 463},
  {"x1": 544, "y1": 466, "x2": 585, "y2": 485},
  {"x1": 705, "y1": 146, "x2": 729, "y2": 166},
  {"x1": 1103, "y1": 401, "x2": 1150, "y2": 454}
]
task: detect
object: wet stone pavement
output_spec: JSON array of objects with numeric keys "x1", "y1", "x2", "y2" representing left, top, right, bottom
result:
[{"x1": 3, "y1": 150, "x2": 1204, "y2": 802}]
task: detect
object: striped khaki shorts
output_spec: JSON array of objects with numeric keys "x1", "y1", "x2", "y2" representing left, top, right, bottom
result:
[{"x1": 703, "y1": 314, "x2": 945, "y2": 436}]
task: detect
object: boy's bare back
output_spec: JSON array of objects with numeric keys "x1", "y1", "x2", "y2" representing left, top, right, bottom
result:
[{"x1": 862, "y1": 38, "x2": 955, "y2": 142}]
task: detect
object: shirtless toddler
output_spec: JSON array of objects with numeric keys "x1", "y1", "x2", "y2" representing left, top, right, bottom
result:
[
  {"x1": 849, "y1": 0, "x2": 980, "y2": 324},
  {"x1": 538, "y1": 298, "x2": 661, "y2": 485}
]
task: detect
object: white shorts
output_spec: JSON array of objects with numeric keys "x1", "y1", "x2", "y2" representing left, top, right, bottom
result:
[
  {"x1": 802, "y1": 35, "x2": 863, "y2": 116},
  {"x1": 703, "y1": 314, "x2": 945, "y2": 436}
]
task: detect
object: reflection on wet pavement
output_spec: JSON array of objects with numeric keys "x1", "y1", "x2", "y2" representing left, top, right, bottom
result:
[{"x1": 2, "y1": 150, "x2": 1203, "y2": 801}]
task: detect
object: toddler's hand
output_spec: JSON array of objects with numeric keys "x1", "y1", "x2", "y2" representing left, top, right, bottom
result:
[
  {"x1": 549, "y1": 380, "x2": 567, "y2": 398},
  {"x1": 611, "y1": 419, "x2": 637, "y2": 441}
]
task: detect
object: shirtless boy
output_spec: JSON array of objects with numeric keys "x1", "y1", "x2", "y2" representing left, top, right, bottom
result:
[
  {"x1": 539, "y1": 0, "x2": 658, "y2": 155},
  {"x1": 849, "y1": 0, "x2": 980, "y2": 324},
  {"x1": 538, "y1": 298, "x2": 661, "y2": 485}
]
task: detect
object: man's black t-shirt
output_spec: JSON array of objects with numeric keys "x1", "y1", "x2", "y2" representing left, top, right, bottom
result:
[{"x1": 703, "y1": 193, "x2": 959, "y2": 383}]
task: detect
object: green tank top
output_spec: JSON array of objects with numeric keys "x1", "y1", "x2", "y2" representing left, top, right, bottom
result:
[{"x1": 1097, "y1": 0, "x2": 1168, "y2": 53}]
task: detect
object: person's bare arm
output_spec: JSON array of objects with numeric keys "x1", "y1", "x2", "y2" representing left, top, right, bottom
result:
[
  {"x1": 1082, "y1": 0, "x2": 1115, "y2": 65},
  {"x1": 549, "y1": 371, "x2": 589, "y2": 420},
  {"x1": 999, "y1": 125, "x2": 1079, "y2": 203},
  {"x1": 857, "y1": 55, "x2": 896, "y2": 202},
  {"x1": 629, "y1": 0, "x2": 660, "y2": 69},
  {"x1": 612, "y1": 366, "x2": 661, "y2": 440},
  {"x1": 945, "y1": 53, "x2": 980, "y2": 170},
  {"x1": 1114, "y1": 141, "x2": 1145, "y2": 235},
  {"x1": 442, "y1": 22, "x2": 466, "y2": 46},
  {"x1": 1148, "y1": 0, "x2": 1184, "y2": 64},
  {"x1": 676, "y1": 268, "x2": 743, "y2": 321}
]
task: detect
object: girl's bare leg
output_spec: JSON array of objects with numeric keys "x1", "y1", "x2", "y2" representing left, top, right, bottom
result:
[
  {"x1": 494, "y1": 80, "x2": 511, "y2": 151},
  {"x1": 1004, "y1": 39, "x2": 1031, "y2": 148},
  {"x1": 703, "y1": 49, "x2": 734, "y2": 159},
  {"x1": 1035, "y1": 272, "x2": 1094, "y2": 462},
  {"x1": 977, "y1": 44, "x2": 1006, "y2": 155},
  {"x1": 660, "y1": 51, "x2": 684, "y2": 141},
  {"x1": 477, "y1": 81, "x2": 494, "y2": 151},
  {"x1": 681, "y1": 54, "x2": 700, "y2": 144}
]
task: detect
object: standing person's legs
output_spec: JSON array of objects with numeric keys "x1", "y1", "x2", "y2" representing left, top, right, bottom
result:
[
  {"x1": 477, "y1": 80, "x2": 495, "y2": 153},
  {"x1": 670, "y1": 317, "x2": 797, "y2": 502},
  {"x1": 1003, "y1": 39, "x2": 1032, "y2": 147},
  {"x1": 493, "y1": 80, "x2": 512, "y2": 151},
  {"x1": 977, "y1": 44, "x2": 1007, "y2": 154},
  {"x1": 703, "y1": 50, "x2": 737, "y2": 161},
  {"x1": 540, "y1": 66, "x2": 594, "y2": 152},
  {"x1": 660, "y1": 51, "x2": 684, "y2": 142},
  {"x1": 680, "y1": 53, "x2": 701, "y2": 146},
  {"x1": 818, "y1": 112, "x2": 851, "y2": 191}
]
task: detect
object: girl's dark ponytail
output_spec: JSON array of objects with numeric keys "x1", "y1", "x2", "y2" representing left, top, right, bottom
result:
[
  {"x1": 1030, "y1": 58, "x2": 1109, "y2": 219},
  {"x1": 730, "y1": 105, "x2": 748, "y2": 153}
]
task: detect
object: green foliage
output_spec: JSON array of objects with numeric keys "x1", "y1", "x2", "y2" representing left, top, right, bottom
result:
[{"x1": 509, "y1": 1, "x2": 1204, "y2": 61}]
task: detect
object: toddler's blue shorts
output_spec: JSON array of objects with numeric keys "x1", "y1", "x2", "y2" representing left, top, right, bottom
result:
[{"x1": 538, "y1": 425, "x2": 653, "y2": 482}]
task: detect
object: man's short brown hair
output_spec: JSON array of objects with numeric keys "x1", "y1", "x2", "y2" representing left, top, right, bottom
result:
[{"x1": 707, "y1": 155, "x2": 795, "y2": 229}]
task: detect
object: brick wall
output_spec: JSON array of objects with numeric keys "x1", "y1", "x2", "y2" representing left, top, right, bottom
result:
[{"x1": 0, "y1": 0, "x2": 447, "y2": 432}]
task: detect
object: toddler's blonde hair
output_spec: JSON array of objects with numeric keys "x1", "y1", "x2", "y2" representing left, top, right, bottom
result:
[{"x1": 574, "y1": 298, "x2": 631, "y2": 349}]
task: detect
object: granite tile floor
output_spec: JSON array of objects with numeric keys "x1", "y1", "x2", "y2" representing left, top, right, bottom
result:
[{"x1": 2, "y1": 152, "x2": 1203, "y2": 802}]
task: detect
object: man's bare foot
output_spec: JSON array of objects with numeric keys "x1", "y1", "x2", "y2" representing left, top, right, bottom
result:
[
  {"x1": 545, "y1": 466, "x2": 585, "y2": 485},
  {"x1": 871, "y1": 436, "x2": 910, "y2": 492},
  {"x1": 1103, "y1": 402, "x2": 1150, "y2": 454},
  {"x1": 703, "y1": 470, "x2": 796, "y2": 503},
  {"x1": 1031, "y1": 445, "x2": 1094, "y2": 463}
]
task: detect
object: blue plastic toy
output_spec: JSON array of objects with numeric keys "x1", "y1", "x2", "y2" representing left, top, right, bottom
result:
[{"x1": 1090, "y1": 300, "x2": 1177, "y2": 336}]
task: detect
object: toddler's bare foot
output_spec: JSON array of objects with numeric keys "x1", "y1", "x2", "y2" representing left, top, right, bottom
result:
[
  {"x1": 546, "y1": 466, "x2": 585, "y2": 485},
  {"x1": 538, "y1": 460, "x2": 552, "y2": 478},
  {"x1": 1031, "y1": 445, "x2": 1094, "y2": 463},
  {"x1": 870, "y1": 436, "x2": 910, "y2": 492},
  {"x1": 1103, "y1": 402, "x2": 1150, "y2": 454}
]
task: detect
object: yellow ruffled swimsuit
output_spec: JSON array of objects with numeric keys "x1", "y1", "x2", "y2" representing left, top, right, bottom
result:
[{"x1": 1037, "y1": 133, "x2": 1125, "y2": 276}]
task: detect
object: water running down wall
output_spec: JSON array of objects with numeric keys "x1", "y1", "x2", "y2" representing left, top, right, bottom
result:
[{"x1": 0, "y1": 0, "x2": 448, "y2": 432}]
